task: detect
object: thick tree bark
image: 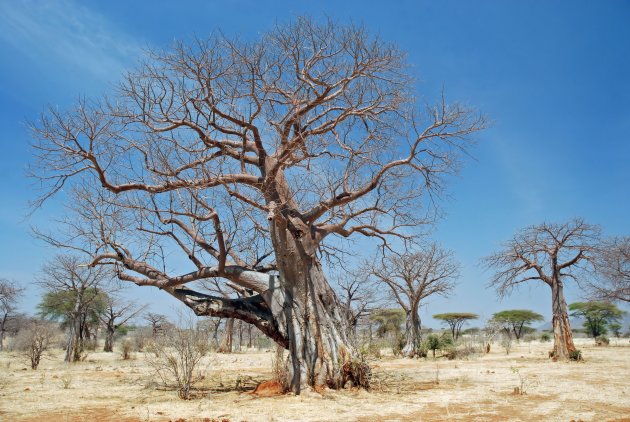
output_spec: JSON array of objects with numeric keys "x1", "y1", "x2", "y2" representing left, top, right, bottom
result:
[
  {"x1": 0, "y1": 313, "x2": 7, "y2": 351},
  {"x1": 550, "y1": 281, "x2": 576, "y2": 359},
  {"x1": 64, "y1": 313, "x2": 81, "y2": 362},
  {"x1": 103, "y1": 323, "x2": 115, "y2": 352},
  {"x1": 267, "y1": 215, "x2": 358, "y2": 393},
  {"x1": 217, "y1": 318, "x2": 234, "y2": 353},
  {"x1": 65, "y1": 291, "x2": 83, "y2": 363},
  {"x1": 401, "y1": 307, "x2": 422, "y2": 357}
]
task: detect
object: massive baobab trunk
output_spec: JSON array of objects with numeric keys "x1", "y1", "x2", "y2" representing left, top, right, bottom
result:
[
  {"x1": 267, "y1": 213, "x2": 356, "y2": 391},
  {"x1": 551, "y1": 281, "x2": 576, "y2": 359}
]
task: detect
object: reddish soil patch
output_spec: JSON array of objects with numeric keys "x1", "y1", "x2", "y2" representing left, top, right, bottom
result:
[
  {"x1": 15, "y1": 407, "x2": 141, "y2": 422},
  {"x1": 251, "y1": 379, "x2": 284, "y2": 397}
]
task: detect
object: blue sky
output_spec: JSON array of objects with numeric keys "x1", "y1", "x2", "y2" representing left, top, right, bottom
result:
[{"x1": 0, "y1": 0, "x2": 628, "y2": 327}]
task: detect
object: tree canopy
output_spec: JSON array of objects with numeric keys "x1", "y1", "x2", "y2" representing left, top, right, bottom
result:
[
  {"x1": 490, "y1": 309, "x2": 544, "y2": 340},
  {"x1": 569, "y1": 301, "x2": 626, "y2": 338},
  {"x1": 433, "y1": 312, "x2": 478, "y2": 340}
]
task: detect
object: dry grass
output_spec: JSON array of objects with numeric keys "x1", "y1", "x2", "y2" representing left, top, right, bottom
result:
[{"x1": 0, "y1": 338, "x2": 629, "y2": 421}]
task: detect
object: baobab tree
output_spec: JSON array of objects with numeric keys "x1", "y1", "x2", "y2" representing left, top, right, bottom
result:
[
  {"x1": 30, "y1": 18, "x2": 484, "y2": 392},
  {"x1": 0, "y1": 279, "x2": 24, "y2": 351},
  {"x1": 37, "y1": 255, "x2": 111, "y2": 362},
  {"x1": 100, "y1": 296, "x2": 146, "y2": 352},
  {"x1": 334, "y1": 271, "x2": 380, "y2": 339},
  {"x1": 591, "y1": 236, "x2": 630, "y2": 302},
  {"x1": 484, "y1": 219, "x2": 600, "y2": 360},
  {"x1": 370, "y1": 244, "x2": 459, "y2": 357}
]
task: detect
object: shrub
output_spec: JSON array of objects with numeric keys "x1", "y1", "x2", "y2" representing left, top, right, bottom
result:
[
  {"x1": 595, "y1": 335, "x2": 610, "y2": 346},
  {"x1": 540, "y1": 333, "x2": 551, "y2": 342},
  {"x1": 12, "y1": 321, "x2": 56, "y2": 370},
  {"x1": 360, "y1": 342, "x2": 382, "y2": 359},
  {"x1": 424, "y1": 334, "x2": 441, "y2": 358},
  {"x1": 146, "y1": 322, "x2": 209, "y2": 399},
  {"x1": 569, "y1": 349, "x2": 582, "y2": 361},
  {"x1": 121, "y1": 339, "x2": 134, "y2": 360}
]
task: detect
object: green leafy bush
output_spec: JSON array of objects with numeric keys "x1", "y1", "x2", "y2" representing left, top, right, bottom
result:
[{"x1": 569, "y1": 350, "x2": 582, "y2": 361}]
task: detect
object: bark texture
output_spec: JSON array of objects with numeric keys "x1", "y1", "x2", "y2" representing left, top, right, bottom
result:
[{"x1": 551, "y1": 281, "x2": 576, "y2": 359}]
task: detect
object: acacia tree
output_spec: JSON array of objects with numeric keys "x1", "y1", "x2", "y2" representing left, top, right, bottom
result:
[
  {"x1": 30, "y1": 18, "x2": 484, "y2": 392},
  {"x1": 37, "y1": 255, "x2": 110, "y2": 362},
  {"x1": 489, "y1": 310, "x2": 544, "y2": 341},
  {"x1": 433, "y1": 312, "x2": 478, "y2": 340},
  {"x1": 0, "y1": 279, "x2": 24, "y2": 351},
  {"x1": 484, "y1": 219, "x2": 600, "y2": 360},
  {"x1": 568, "y1": 301, "x2": 625, "y2": 339},
  {"x1": 370, "y1": 244, "x2": 459, "y2": 357},
  {"x1": 100, "y1": 296, "x2": 146, "y2": 352},
  {"x1": 591, "y1": 236, "x2": 630, "y2": 302}
]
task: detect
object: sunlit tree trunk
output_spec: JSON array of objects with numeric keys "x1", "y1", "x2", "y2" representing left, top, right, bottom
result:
[
  {"x1": 218, "y1": 318, "x2": 234, "y2": 353},
  {"x1": 401, "y1": 306, "x2": 422, "y2": 357},
  {"x1": 551, "y1": 280, "x2": 576, "y2": 359},
  {"x1": 268, "y1": 216, "x2": 356, "y2": 393}
]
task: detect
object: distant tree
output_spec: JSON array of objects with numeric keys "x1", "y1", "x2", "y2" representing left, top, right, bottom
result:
[
  {"x1": 144, "y1": 313, "x2": 169, "y2": 337},
  {"x1": 489, "y1": 310, "x2": 544, "y2": 341},
  {"x1": 484, "y1": 219, "x2": 600, "y2": 360},
  {"x1": 37, "y1": 255, "x2": 111, "y2": 362},
  {"x1": 591, "y1": 236, "x2": 630, "y2": 302},
  {"x1": 100, "y1": 296, "x2": 146, "y2": 352},
  {"x1": 370, "y1": 245, "x2": 459, "y2": 357},
  {"x1": 334, "y1": 272, "x2": 380, "y2": 338},
  {"x1": 608, "y1": 322, "x2": 622, "y2": 338},
  {"x1": 370, "y1": 308, "x2": 406, "y2": 339},
  {"x1": 568, "y1": 301, "x2": 625, "y2": 339},
  {"x1": 433, "y1": 313, "x2": 478, "y2": 340},
  {"x1": 0, "y1": 279, "x2": 24, "y2": 351}
]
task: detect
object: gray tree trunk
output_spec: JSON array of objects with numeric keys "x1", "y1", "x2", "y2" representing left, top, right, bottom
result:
[
  {"x1": 268, "y1": 216, "x2": 357, "y2": 393},
  {"x1": 218, "y1": 318, "x2": 234, "y2": 353},
  {"x1": 551, "y1": 280, "x2": 576, "y2": 359},
  {"x1": 103, "y1": 323, "x2": 115, "y2": 352},
  {"x1": 401, "y1": 306, "x2": 422, "y2": 357}
]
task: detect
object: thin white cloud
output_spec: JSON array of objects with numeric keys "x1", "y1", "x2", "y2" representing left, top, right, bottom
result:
[{"x1": 0, "y1": 0, "x2": 142, "y2": 82}]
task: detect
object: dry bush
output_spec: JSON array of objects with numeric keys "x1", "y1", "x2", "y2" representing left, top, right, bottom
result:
[
  {"x1": 271, "y1": 345, "x2": 289, "y2": 393},
  {"x1": 121, "y1": 339, "x2": 134, "y2": 360},
  {"x1": 11, "y1": 320, "x2": 56, "y2": 369},
  {"x1": 146, "y1": 323, "x2": 210, "y2": 399}
]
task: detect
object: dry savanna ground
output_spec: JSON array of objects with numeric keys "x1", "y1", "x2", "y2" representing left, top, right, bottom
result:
[{"x1": 0, "y1": 338, "x2": 629, "y2": 422}]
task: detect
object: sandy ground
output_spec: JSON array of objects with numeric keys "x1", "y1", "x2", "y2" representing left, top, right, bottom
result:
[{"x1": 0, "y1": 338, "x2": 629, "y2": 422}]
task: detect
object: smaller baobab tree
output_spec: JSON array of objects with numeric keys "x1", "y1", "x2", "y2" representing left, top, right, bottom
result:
[
  {"x1": 100, "y1": 296, "x2": 146, "y2": 352},
  {"x1": 144, "y1": 313, "x2": 169, "y2": 337},
  {"x1": 433, "y1": 312, "x2": 478, "y2": 341},
  {"x1": 0, "y1": 279, "x2": 24, "y2": 351},
  {"x1": 37, "y1": 255, "x2": 111, "y2": 362},
  {"x1": 489, "y1": 310, "x2": 544, "y2": 341},
  {"x1": 334, "y1": 271, "x2": 380, "y2": 340},
  {"x1": 370, "y1": 244, "x2": 459, "y2": 357},
  {"x1": 484, "y1": 218, "x2": 600, "y2": 360},
  {"x1": 591, "y1": 236, "x2": 630, "y2": 303}
]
